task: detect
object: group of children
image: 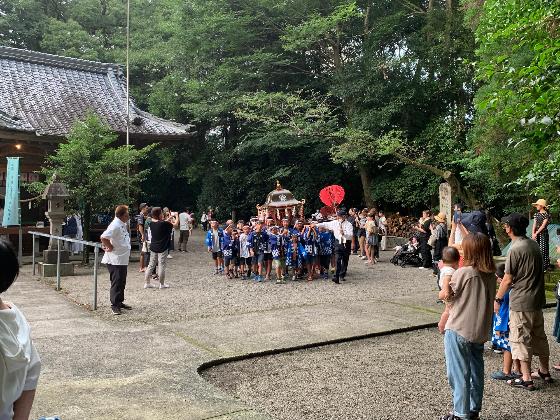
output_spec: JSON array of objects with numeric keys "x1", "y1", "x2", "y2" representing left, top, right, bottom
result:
[{"x1": 205, "y1": 217, "x2": 337, "y2": 283}]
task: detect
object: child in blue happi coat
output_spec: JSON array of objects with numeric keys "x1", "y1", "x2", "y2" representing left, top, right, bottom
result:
[
  {"x1": 239, "y1": 225, "x2": 252, "y2": 279},
  {"x1": 302, "y1": 224, "x2": 319, "y2": 281},
  {"x1": 269, "y1": 226, "x2": 287, "y2": 284},
  {"x1": 286, "y1": 233, "x2": 306, "y2": 281},
  {"x1": 490, "y1": 263, "x2": 521, "y2": 381},
  {"x1": 221, "y1": 225, "x2": 236, "y2": 279},
  {"x1": 248, "y1": 221, "x2": 269, "y2": 282},
  {"x1": 318, "y1": 226, "x2": 333, "y2": 279},
  {"x1": 280, "y1": 227, "x2": 291, "y2": 278},
  {"x1": 205, "y1": 220, "x2": 224, "y2": 275}
]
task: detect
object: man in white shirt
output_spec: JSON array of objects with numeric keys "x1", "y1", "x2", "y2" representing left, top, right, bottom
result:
[
  {"x1": 100, "y1": 205, "x2": 131, "y2": 315},
  {"x1": 178, "y1": 207, "x2": 193, "y2": 252},
  {"x1": 316, "y1": 209, "x2": 353, "y2": 284}
]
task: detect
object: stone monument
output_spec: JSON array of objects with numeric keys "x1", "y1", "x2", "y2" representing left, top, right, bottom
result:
[
  {"x1": 439, "y1": 182, "x2": 453, "y2": 227},
  {"x1": 39, "y1": 174, "x2": 74, "y2": 277}
]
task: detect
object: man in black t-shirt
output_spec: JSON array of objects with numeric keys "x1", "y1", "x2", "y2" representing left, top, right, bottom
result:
[
  {"x1": 414, "y1": 210, "x2": 433, "y2": 269},
  {"x1": 144, "y1": 207, "x2": 178, "y2": 289}
]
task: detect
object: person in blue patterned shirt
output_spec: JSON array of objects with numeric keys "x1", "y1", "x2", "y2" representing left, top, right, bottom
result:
[
  {"x1": 318, "y1": 226, "x2": 333, "y2": 279},
  {"x1": 491, "y1": 263, "x2": 521, "y2": 381},
  {"x1": 302, "y1": 224, "x2": 319, "y2": 281},
  {"x1": 269, "y1": 226, "x2": 287, "y2": 284},
  {"x1": 248, "y1": 221, "x2": 269, "y2": 282}
]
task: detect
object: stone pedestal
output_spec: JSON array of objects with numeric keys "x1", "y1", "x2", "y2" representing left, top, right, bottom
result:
[
  {"x1": 39, "y1": 262, "x2": 74, "y2": 277},
  {"x1": 381, "y1": 236, "x2": 408, "y2": 251},
  {"x1": 43, "y1": 249, "x2": 70, "y2": 264}
]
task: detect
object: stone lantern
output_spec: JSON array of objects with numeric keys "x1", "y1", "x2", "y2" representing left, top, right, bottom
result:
[{"x1": 40, "y1": 174, "x2": 74, "y2": 276}]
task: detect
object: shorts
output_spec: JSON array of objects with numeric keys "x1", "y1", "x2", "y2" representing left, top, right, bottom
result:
[
  {"x1": 509, "y1": 310, "x2": 549, "y2": 361},
  {"x1": 234, "y1": 257, "x2": 240, "y2": 267},
  {"x1": 224, "y1": 256, "x2": 233, "y2": 266},
  {"x1": 264, "y1": 253, "x2": 273, "y2": 261},
  {"x1": 492, "y1": 331, "x2": 511, "y2": 352},
  {"x1": 305, "y1": 254, "x2": 317, "y2": 264},
  {"x1": 358, "y1": 228, "x2": 366, "y2": 238},
  {"x1": 239, "y1": 257, "x2": 251, "y2": 266},
  {"x1": 252, "y1": 253, "x2": 265, "y2": 265},
  {"x1": 212, "y1": 251, "x2": 223, "y2": 260},
  {"x1": 179, "y1": 230, "x2": 190, "y2": 244},
  {"x1": 272, "y1": 259, "x2": 286, "y2": 270}
]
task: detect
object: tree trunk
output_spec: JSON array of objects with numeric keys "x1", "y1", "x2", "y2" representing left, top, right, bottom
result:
[
  {"x1": 445, "y1": 0, "x2": 454, "y2": 46},
  {"x1": 359, "y1": 165, "x2": 375, "y2": 207},
  {"x1": 392, "y1": 152, "x2": 479, "y2": 209}
]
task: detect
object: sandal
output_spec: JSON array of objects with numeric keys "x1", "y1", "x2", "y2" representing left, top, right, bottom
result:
[
  {"x1": 507, "y1": 378, "x2": 536, "y2": 391},
  {"x1": 491, "y1": 371, "x2": 515, "y2": 381},
  {"x1": 531, "y1": 370, "x2": 554, "y2": 383}
]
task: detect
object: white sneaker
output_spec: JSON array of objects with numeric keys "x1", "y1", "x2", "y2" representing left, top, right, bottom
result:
[
  {"x1": 167, "y1": 254, "x2": 173, "y2": 259},
  {"x1": 159, "y1": 283, "x2": 170, "y2": 289},
  {"x1": 144, "y1": 283, "x2": 155, "y2": 289}
]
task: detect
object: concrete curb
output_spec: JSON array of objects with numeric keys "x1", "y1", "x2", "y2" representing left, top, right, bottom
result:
[
  {"x1": 197, "y1": 322, "x2": 438, "y2": 374},
  {"x1": 198, "y1": 302, "x2": 559, "y2": 375}
]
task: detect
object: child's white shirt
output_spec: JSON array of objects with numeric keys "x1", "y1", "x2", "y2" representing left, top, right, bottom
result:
[{"x1": 439, "y1": 265, "x2": 456, "y2": 289}]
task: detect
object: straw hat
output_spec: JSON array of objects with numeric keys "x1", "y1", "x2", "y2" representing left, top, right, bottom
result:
[
  {"x1": 434, "y1": 212, "x2": 447, "y2": 223},
  {"x1": 532, "y1": 199, "x2": 548, "y2": 208}
]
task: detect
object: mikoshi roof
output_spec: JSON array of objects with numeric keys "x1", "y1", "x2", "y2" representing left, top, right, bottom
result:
[
  {"x1": 263, "y1": 182, "x2": 303, "y2": 208},
  {"x1": 0, "y1": 46, "x2": 194, "y2": 139}
]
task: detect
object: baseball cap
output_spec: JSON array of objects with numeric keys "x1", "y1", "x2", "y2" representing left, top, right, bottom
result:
[
  {"x1": 139, "y1": 202, "x2": 148, "y2": 210},
  {"x1": 501, "y1": 213, "x2": 529, "y2": 231},
  {"x1": 337, "y1": 209, "x2": 347, "y2": 216}
]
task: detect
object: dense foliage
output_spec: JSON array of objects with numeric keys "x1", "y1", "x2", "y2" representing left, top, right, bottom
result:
[
  {"x1": 2, "y1": 0, "x2": 558, "y2": 217},
  {"x1": 28, "y1": 114, "x2": 154, "y2": 243},
  {"x1": 464, "y1": 0, "x2": 560, "y2": 212}
]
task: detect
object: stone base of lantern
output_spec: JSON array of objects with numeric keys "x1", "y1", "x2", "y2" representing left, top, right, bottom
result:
[
  {"x1": 39, "y1": 262, "x2": 75, "y2": 277},
  {"x1": 43, "y1": 249, "x2": 70, "y2": 264}
]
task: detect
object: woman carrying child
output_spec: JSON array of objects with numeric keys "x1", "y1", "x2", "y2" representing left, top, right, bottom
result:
[{"x1": 439, "y1": 233, "x2": 496, "y2": 420}]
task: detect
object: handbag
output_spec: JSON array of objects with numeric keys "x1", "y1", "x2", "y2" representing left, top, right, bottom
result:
[{"x1": 428, "y1": 232, "x2": 437, "y2": 247}]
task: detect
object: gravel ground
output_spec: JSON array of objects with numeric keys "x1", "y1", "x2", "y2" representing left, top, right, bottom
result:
[
  {"x1": 203, "y1": 310, "x2": 560, "y2": 420},
  {"x1": 26, "y1": 229, "x2": 439, "y2": 323}
]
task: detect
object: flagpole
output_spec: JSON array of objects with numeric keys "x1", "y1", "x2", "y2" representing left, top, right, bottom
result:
[
  {"x1": 126, "y1": 0, "x2": 130, "y2": 200},
  {"x1": 18, "y1": 160, "x2": 22, "y2": 265}
]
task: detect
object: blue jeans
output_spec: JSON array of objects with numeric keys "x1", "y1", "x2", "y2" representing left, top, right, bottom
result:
[{"x1": 444, "y1": 330, "x2": 484, "y2": 419}]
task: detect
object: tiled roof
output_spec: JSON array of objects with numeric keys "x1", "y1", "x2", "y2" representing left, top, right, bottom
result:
[{"x1": 0, "y1": 46, "x2": 194, "y2": 139}]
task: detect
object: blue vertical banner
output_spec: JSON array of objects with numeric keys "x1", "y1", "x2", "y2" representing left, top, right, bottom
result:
[{"x1": 3, "y1": 157, "x2": 21, "y2": 227}]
